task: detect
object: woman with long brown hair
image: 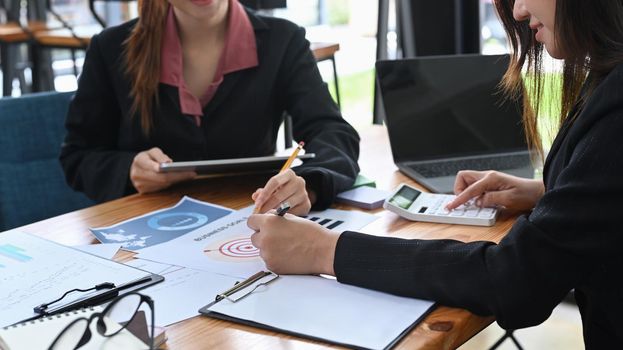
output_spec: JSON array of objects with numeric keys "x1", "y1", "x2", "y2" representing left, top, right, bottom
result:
[
  {"x1": 248, "y1": 0, "x2": 623, "y2": 346},
  {"x1": 60, "y1": 0, "x2": 359, "y2": 215}
]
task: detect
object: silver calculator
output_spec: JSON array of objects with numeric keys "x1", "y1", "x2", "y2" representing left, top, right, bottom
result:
[{"x1": 383, "y1": 183, "x2": 498, "y2": 226}]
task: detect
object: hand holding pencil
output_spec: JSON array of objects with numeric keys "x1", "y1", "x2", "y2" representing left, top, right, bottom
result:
[{"x1": 252, "y1": 142, "x2": 314, "y2": 216}]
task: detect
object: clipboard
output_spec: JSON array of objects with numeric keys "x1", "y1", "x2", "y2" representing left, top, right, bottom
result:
[
  {"x1": 35, "y1": 273, "x2": 164, "y2": 318},
  {"x1": 0, "y1": 231, "x2": 164, "y2": 328},
  {"x1": 198, "y1": 272, "x2": 436, "y2": 350}
]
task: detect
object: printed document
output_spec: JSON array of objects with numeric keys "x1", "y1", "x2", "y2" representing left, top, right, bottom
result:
[
  {"x1": 137, "y1": 206, "x2": 379, "y2": 278},
  {"x1": 0, "y1": 231, "x2": 150, "y2": 328},
  {"x1": 90, "y1": 197, "x2": 233, "y2": 251}
]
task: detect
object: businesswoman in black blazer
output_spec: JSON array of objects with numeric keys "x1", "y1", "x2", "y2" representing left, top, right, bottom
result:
[
  {"x1": 249, "y1": 0, "x2": 623, "y2": 347},
  {"x1": 60, "y1": 0, "x2": 359, "y2": 215}
]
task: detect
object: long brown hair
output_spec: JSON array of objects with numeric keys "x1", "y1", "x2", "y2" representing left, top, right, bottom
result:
[
  {"x1": 494, "y1": 0, "x2": 623, "y2": 160},
  {"x1": 124, "y1": 1, "x2": 168, "y2": 134}
]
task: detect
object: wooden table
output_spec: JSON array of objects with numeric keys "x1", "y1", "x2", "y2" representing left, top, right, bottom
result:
[{"x1": 16, "y1": 125, "x2": 516, "y2": 349}]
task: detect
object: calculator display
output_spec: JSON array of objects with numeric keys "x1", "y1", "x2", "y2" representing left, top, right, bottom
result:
[{"x1": 388, "y1": 186, "x2": 421, "y2": 209}]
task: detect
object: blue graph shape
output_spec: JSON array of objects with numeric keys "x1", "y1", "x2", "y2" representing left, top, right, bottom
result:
[
  {"x1": 0, "y1": 244, "x2": 33, "y2": 262},
  {"x1": 147, "y1": 212, "x2": 209, "y2": 231}
]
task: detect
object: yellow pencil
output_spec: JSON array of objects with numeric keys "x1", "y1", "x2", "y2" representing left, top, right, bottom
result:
[
  {"x1": 279, "y1": 141, "x2": 304, "y2": 172},
  {"x1": 253, "y1": 141, "x2": 305, "y2": 214}
]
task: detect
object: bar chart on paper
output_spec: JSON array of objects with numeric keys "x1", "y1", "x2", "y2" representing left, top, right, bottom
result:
[
  {"x1": 302, "y1": 216, "x2": 345, "y2": 230},
  {"x1": 0, "y1": 244, "x2": 33, "y2": 268},
  {"x1": 300, "y1": 209, "x2": 380, "y2": 232}
]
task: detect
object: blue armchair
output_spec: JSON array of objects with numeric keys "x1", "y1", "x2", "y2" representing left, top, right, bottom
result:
[{"x1": 0, "y1": 92, "x2": 94, "y2": 231}]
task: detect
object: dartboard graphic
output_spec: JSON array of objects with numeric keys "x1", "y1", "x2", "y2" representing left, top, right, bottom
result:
[{"x1": 218, "y1": 238, "x2": 259, "y2": 258}]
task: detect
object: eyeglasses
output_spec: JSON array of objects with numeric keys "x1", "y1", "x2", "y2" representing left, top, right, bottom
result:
[{"x1": 48, "y1": 292, "x2": 155, "y2": 350}]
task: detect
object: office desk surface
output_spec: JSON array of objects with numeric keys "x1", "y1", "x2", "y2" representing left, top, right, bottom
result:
[{"x1": 18, "y1": 125, "x2": 518, "y2": 349}]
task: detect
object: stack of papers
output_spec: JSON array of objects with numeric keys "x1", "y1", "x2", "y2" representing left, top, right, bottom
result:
[
  {"x1": 6, "y1": 196, "x2": 435, "y2": 349},
  {"x1": 0, "y1": 231, "x2": 159, "y2": 329}
]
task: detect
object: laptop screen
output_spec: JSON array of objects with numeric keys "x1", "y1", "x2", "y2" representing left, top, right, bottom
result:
[{"x1": 377, "y1": 54, "x2": 527, "y2": 163}]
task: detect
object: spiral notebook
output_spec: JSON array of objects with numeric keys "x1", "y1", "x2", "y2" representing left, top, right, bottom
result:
[{"x1": 0, "y1": 306, "x2": 147, "y2": 350}]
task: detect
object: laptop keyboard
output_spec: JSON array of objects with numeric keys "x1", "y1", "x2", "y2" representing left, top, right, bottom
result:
[{"x1": 407, "y1": 154, "x2": 530, "y2": 177}]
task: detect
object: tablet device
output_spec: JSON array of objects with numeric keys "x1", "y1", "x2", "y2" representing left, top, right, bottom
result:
[{"x1": 158, "y1": 154, "x2": 315, "y2": 174}]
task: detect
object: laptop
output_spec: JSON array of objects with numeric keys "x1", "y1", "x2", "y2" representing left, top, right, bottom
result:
[{"x1": 376, "y1": 54, "x2": 534, "y2": 194}]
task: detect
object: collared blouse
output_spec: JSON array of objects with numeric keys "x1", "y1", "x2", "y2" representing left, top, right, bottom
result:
[{"x1": 159, "y1": 0, "x2": 258, "y2": 126}]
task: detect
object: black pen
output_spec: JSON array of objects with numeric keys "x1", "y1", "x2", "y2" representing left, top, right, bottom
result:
[{"x1": 276, "y1": 202, "x2": 290, "y2": 216}]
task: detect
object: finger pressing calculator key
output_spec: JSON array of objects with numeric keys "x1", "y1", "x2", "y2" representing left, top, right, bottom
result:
[{"x1": 383, "y1": 183, "x2": 498, "y2": 226}]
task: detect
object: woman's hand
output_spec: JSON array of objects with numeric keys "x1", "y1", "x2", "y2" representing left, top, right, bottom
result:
[
  {"x1": 248, "y1": 213, "x2": 340, "y2": 275},
  {"x1": 445, "y1": 170, "x2": 544, "y2": 211},
  {"x1": 130, "y1": 147, "x2": 196, "y2": 194},
  {"x1": 252, "y1": 169, "x2": 315, "y2": 216}
]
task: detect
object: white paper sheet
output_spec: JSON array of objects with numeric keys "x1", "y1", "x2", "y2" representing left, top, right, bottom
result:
[
  {"x1": 137, "y1": 206, "x2": 264, "y2": 278},
  {"x1": 0, "y1": 232, "x2": 152, "y2": 328},
  {"x1": 137, "y1": 206, "x2": 379, "y2": 278},
  {"x1": 302, "y1": 208, "x2": 381, "y2": 232},
  {"x1": 131, "y1": 267, "x2": 237, "y2": 326},
  {"x1": 74, "y1": 243, "x2": 122, "y2": 260},
  {"x1": 206, "y1": 275, "x2": 435, "y2": 350},
  {"x1": 124, "y1": 258, "x2": 180, "y2": 275}
]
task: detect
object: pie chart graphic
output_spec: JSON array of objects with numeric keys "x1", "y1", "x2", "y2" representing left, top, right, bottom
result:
[{"x1": 147, "y1": 212, "x2": 209, "y2": 231}]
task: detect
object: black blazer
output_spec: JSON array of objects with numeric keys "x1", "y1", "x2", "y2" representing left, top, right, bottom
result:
[
  {"x1": 334, "y1": 64, "x2": 623, "y2": 348},
  {"x1": 60, "y1": 10, "x2": 360, "y2": 207}
]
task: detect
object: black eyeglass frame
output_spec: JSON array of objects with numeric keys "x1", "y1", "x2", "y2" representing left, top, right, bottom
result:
[{"x1": 47, "y1": 292, "x2": 155, "y2": 350}]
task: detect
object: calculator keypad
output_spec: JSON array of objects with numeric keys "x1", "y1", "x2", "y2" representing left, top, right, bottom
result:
[
  {"x1": 419, "y1": 196, "x2": 496, "y2": 219},
  {"x1": 385, "y1": 184, "x2": 498, "y2": 226}
]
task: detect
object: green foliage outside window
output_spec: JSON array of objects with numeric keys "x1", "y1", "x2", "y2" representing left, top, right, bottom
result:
[{"x1": 328, "y1": 0, "x2": 350, "y2": 25}]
